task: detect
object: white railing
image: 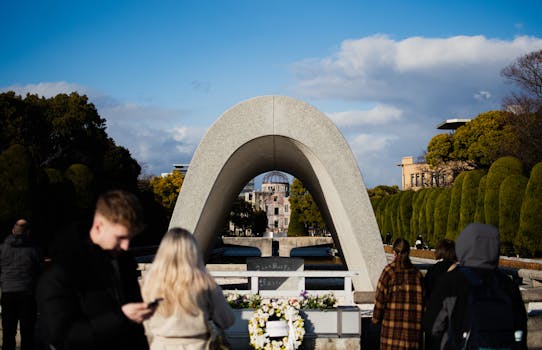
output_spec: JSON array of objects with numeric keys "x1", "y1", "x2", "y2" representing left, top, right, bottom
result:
[{"x1": 210, "y1": 270, "x2": 358, "y2": 305}]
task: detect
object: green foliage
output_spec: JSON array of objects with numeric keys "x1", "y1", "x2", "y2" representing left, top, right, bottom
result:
[
  {"x1": 289, "y1": 179, "x2": 326, "y2": 234},
  {"x1": 149, "y1": 171, "x2": 184, "y2": 217},
  {"x1": 228, "y1": 198, "x2": 255, "y2": 235},
  {"x1": 287, "y1": 209, "x2": 305, "y2": 237},
  {"x1": 0, "y1": 144, "x2": 36, "y2": 237},
  {"x1": 484, "y1": 156, "x2": 524, "y2": 227},
  {"x1": 417, "y1": 189, "x2": 430, "y2": 239},
  {"x1": 459, "y1": 170, "x2": 485, "y2": 232},
  {"x1": 452, "y1": 110, "x2": 516, "y2": 168},
  {"x1": 102, "y1": 145, "x2": 141, "y2": 190},
  {"x1": 375, "y1": 196, "x2": 391, "y2": 233},
  {"x1": 425, "y1": 188, "x2": 442, "y2": 246},
  {"x1": 499, "y1": 174, "x2": 528, "y2": 256},
  {"x1": 410, "y1": 190, "x2": 427, "y2": 241},
  {"x1": 368, "y1": 185, "x2": 399, "y2": 199},
  {"x1": 252, "y1": 209, "x2": 268, "y2": 236},
  {"x1": 399, "y1": 191, "x2": 414, "y2": 241},
  {"x1": 446, "y1": 172, "x2": 466, "y2": 240},
  {"x1": 474, "y1": 175, "x2": 487, "y2": 223},
  {"x1": 517, "y1": 162, "x2": 542, "y2": 256},
  {"x1": 0, "y1": 91, "x2": 167, "y2": 250},
  {"x1": 64, "y1": 163, "x2": 95, "y2": 211},
  {"x1": 434, "y1": 189, "x2": 452, "y2": 243},
  {"x1": 383, "y1": 194, "x2": 400, "y2": 240},
  {"x1": 0, "y1": 91, "x2": 140, "y2": 191},
  {"x1": 426, "y1": 133, "x2": 454, "y2": 167}
]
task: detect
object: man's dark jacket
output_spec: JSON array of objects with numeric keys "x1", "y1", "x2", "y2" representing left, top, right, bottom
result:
[
  {"x1": 36, "y1": 235, "x2": 148, "y2": 350},
  {"x1": 423, "y1": 223, "x2": 527, "y2": 350},
  {"x1": 0, "y1": 234, "x2": 41, "y2": 292}
]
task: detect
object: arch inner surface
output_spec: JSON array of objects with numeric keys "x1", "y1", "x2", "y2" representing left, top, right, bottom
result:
[{"x1": 170, "y1": 95, "x2": 387, "y2": 291}]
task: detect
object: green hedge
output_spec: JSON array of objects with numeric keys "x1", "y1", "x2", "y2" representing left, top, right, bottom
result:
[
  {"x1": 425, "y1": 188, "x2": 442, "y2": 246},
  {"x1": 499, "y1": 174, "x2": 528, "y2": 256},
  {"x1": 434, "y1": 188, "x2": 452, "y2": 243},
  {"x1": 484, "y1": 156, "x2": 524, "y2": 227},
  {"x1": 460, "y1": 170, "x2": 485, "y2": 232},
  {"x1": 446, "y1": 172, "x2": 466, "y2": 240},
  {"x1": 474, "y1": 175, "x2": 487, "y2": 223},
  {"x1": 516, "y1": 162, "x2": 542, "y2": 256}
]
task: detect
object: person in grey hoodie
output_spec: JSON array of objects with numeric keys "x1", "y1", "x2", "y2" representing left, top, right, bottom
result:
[
  {"x1": 0, "y1": 219, "x2": 42, "y2": 350},
  {"x1": 423, "y1": 223, "x2": 527, "y2": 350}
]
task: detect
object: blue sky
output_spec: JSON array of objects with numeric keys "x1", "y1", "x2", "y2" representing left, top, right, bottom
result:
[{"x1": 2, "y1": 1, "x2": 542, "y2": 188}]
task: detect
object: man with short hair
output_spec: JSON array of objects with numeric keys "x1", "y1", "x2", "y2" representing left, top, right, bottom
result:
[
  {"x1": 423, "y1": 223, "x2": 528, "y2": 350},
  {"x1": 0, "y1": 219, "x2": 41, "y2": 350},
  {"x1": 37, "y1": 190, "x2": 155, "y2": 350}
]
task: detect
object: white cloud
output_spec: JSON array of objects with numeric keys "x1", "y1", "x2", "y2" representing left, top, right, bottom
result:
[
  {"x1": 327, "y1": 105, "x2": 402, "y2": 127},
  {"x1": 293, "y1": 35, "x2": 542, "y2": 187},
  {"x1": 350, "y1": 133, "x2": 397, "y2": 155},
  {"x1": 474, "y1": 90, "x2": 492, "y2": 101}
]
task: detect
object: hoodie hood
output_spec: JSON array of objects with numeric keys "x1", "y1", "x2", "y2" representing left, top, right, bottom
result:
[{"x1": 456, "y1": 223, "x2": 499, "y2": 269}]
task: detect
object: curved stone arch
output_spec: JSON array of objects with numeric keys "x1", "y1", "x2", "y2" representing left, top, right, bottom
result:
[{"x1": 170, "y1": 96, "x2": 387, "y2": 291}]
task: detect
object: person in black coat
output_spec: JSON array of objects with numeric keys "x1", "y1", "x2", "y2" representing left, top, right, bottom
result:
[
  {"x1": 0, "y1": 219, "x2": 42, "y2": 350},
  {"x1": 424, "y1": 239, "x2": 457, "y2": 303},
  {"x1": 36, "y1": 190, "x2": 156, "y2": 350}
]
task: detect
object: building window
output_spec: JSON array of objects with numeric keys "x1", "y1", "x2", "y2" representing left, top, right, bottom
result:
[
  {"x1": 284, "y1": 218, "x2": 288, "y2": 226},
  {"x1": 415, "y1": 173, "x2": 420, "y2": 187},
  {"x1": 274, "y1": 207, "x2": 279, "y2": 215},
  {"x1": 421, "y1": 173, "x2": 426, "y2": 186},
  {"x1": 248, "y1": 193, "x2": 253, "y2": 200},
  {"x1": 285, "y1": 205, "x2": 289, "y2": 212},
  {"x1": 274, "y1": 220, "x2": 278, "y2": 228},
  {"x1": 410, "y1": 174, "x2": 415, "y2": 187},
  {"x1": 274, "y1": 196, "x2": 277, "y2": 202}
]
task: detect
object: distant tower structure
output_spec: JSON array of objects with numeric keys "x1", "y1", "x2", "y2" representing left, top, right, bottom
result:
[{"x1": 243, "y1": 171, "x2": 291, "y2": 236}]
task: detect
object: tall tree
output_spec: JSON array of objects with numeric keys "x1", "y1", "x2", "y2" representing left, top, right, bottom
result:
[
  {"x1": 501, "y1": 49, "x2": 542, "y2": 114},
  {"x1": 501, "y1": 50, "x2": 542, "y2": 169},
  {"x1": 149, "y1": 171, "x2": 184, "y2": 218},
  {"x1": 289, "y1": 179, "x2": 326, "y2": 235},
  {"x1": 452, "y1": 111, "x2": 516, "y2": 169}
]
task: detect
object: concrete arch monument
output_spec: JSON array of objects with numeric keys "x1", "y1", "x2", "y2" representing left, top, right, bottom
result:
[{"x1": 170, "y1": 96, "x2": 387, "y2": 291}]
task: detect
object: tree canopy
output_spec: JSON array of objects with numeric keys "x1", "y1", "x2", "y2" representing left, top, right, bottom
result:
[{"x1": 288, "y1": 178, "x2": 327, "y2": 235}]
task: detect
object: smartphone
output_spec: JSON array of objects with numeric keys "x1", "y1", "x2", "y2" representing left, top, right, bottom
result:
[{"x1": 147, "y1": 297, "x2": 164, "y2": 308}]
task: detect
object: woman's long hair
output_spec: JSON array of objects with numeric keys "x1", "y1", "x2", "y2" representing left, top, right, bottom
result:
[
  {"x1": 393, "y1": 238, "x2": 413, "y2": 269},
  {"x1": 142, "y1": 227, "x2": 216, "y2": 317}
]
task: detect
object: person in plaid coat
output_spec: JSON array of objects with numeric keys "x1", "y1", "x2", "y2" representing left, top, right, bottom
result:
[{"x1": 372, "y1": 238, "x2": 424, "y2": 350}]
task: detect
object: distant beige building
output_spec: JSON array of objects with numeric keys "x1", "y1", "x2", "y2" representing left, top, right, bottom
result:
[
  {"x1": 399, "y1": 156, "x2": 449, "y2": 191},
  {"x1": 399, "y1": 118, "x2": 471, "y2": 191}
]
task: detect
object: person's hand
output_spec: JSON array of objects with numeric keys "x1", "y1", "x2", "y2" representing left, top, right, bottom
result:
[{"x1": 121, "y1": 302, "x2": 155, "y2": 323}]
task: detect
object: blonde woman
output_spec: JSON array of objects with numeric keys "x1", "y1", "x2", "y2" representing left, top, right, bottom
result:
[{"x1": 142, "y1": 228, "x2": 235, "y2": 350}]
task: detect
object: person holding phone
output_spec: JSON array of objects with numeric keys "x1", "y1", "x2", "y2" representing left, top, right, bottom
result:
[
  {"x1": 142, "y1": 228, "x2": 235, "y2": 350},
  {"x1": 37, "y1": 190, "x2": 156, "y2": 350}
]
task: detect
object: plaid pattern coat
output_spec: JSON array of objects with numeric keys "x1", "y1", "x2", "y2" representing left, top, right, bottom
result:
[{"x1": 372, "y1": 261, "x2": 424, "y2": 350}]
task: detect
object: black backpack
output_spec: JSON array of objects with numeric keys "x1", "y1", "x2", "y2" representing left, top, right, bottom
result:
[{"x1": 449, "y1": 266, "x2": 521, "y2": 350}]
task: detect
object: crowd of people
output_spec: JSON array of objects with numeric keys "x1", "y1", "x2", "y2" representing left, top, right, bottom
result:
[
  {"x1": 0, "y1": 189, "x2": 531, "y2": 350},
  {"x1": 372, "y1": 225, "x2": 528, "y2": 350}
]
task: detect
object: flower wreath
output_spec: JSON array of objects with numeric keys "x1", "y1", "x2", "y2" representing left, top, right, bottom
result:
[{"x1": 248, "y1": 298, "x2": 305, "y2": 350}]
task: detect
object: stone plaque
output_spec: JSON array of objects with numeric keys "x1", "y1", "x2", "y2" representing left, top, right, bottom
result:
[{"x1": 247, "y1": 257, "x2": 304, "y2": 291}]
